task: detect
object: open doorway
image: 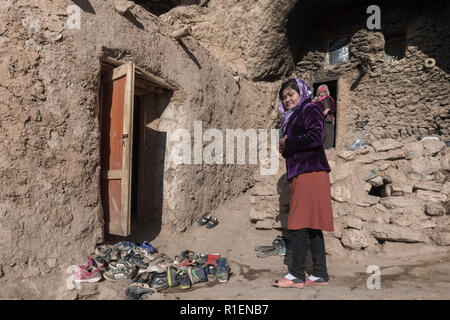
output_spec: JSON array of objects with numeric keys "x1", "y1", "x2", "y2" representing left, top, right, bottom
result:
[
  {"x1": 313, "y1": 78, "x2": 338, "y2": 149},
  {"x1": 99, "y1": 59, "x2": 173, "y2": 238}
]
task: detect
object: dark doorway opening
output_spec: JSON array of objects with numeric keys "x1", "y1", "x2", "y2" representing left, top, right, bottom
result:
[{"x1": 313, "y1": 79, "x2": 338, "y2": 149}]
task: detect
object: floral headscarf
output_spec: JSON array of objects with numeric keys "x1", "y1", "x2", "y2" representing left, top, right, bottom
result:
[
  {"x1": 316, "y1": 84, "x2": 333, "y2": 103},
  {"x1": 278, "y1": 78, "x2": 313, "y2": 137}
]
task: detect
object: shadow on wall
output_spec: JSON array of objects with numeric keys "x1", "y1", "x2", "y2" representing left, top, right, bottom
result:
[
  {"x1": 276, "y1": 173, "x2": 290, "y2": 230},
  {"x1": 135, "y1": 91, "x2": 172, "y2": 242},
  {"x1": 276, "y1": 173, "x2": 314, "y2": 275}
]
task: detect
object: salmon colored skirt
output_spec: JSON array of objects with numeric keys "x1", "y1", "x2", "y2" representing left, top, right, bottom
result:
[{"x1": 287, "y1": 171, "x2": 334, "y2": 232}]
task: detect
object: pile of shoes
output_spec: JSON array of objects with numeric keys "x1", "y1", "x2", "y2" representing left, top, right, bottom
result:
[
  {"x1": 69, "y1": 240, "x2": 165, "y2": 284},
  {"x1": 255, "y1": 236, "x2": 287, "y2": 258},
  {"x1": 68, "y1": 242, "x2": 231, "y2": 300},
  {"x1": 125, "y1": 249, "x2": 231, "y2": 300}
]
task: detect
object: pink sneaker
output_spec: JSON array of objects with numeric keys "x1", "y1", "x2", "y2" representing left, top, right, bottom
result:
[
  {"x1": 73, "y1": 257, "x2": 104, "y2": 283},
  {"x1": 73, "y1": 267, "x2": 102, "y2": 283}
]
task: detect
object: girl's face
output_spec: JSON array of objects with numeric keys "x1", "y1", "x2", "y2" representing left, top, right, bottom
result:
[
  {"x1": 281, "y1": 87, "x2": 301, "y2": 110},
  {"x1": 318, "y1": 87, "x2": 328, "y2": 97}
]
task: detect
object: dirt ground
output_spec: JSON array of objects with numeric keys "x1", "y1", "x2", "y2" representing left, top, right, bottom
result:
[{"x1": 1, "y1": 192, "x2": 449, "y2": 300}]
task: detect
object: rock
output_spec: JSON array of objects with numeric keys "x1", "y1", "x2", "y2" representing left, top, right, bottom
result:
[
  {"x1": 402, "y1": 141, "x2": 424, "y2": 159},
  {"x1": 373, "y1": 203, "x2": 387, "y2": 213},
  {"x1": 415, "y1": 190, "x2": 447, "y2": 202},
  {"x1": 324, "y1": 235, "x2": 348, "y2": 256},
  {"x1": 414, "y1": 180, "x2": 442, "y2": 192},
  {"x1": 368, "y1": 176, "x2": 384, "y2": 187},
  {"x1": 371, "y1": 138, "x2": 403, "y2": 152},
  {"x1": 249, "y1": 195, "x2": 278, "y2": 221},
  {"x1": 345, "y1": 216, "x2": 363, "y2": 230},
  {"x1": 363, "y1": 168, "x2": 378, "y2": 181},
  {"x1": 391, "y1": 183, "x2": 413, "y2": 196},
  {"x1": 418, "y1": 220, "x2": 437, "y2": 229},
  {"x1": 376, "y1": 149, "x2": 406, "y2": 161},
  {"x1": 431, "y1": 231, "x2": 450, "y2": 246},
  {"x1": 329, "y1": 162, "x2": 355, "y2": 184},
  {"x1": 390, "y1": 213, "x2": 421, "y2": 227},
  {"x1": 409, "y1": 158, "x2": 441, "y2": 176},
  {"x1": 46, "y1": 258, "x2": 57, "y2": 268},
  {"x1": 331, "y1": 185, "x2": 351, "y2": 203},
  {"x1": 441, "y1": 153, "x2": 450, "y2": 172},
  {"x1": 442, "y1": 182, "x2": 450, "y2": 195},
  {"x1": 378, "y1": 162, "x2": 392, "y2": 171},
  {"x1": 254, "y1": 219, "x2": 275, "y2": 230},
  {"x1": 425, "y1": 202, "x2": 446, "y2": 216},
  {"x1": 337, "y1": 150, "x2": 356, "y2": 161},
  {"x1": 380, "y1": 196, "x2": 424, "y2": 210},
  {"x1": 422, "y1": 139, "x2": 446, "y2": 156},
  {"x1": 341, "y1": 229, "x2": 378, "y2": 250},
  {"x1": 114, "y1": 0, "x2": 135, "y2": 15},
  {"x1": 0, "y1": 265, "x2": 3, "y2": 278},
  {"x1": 372, "y1": 224, "x2": 428, "y2": 243},
  {"x1": 381, "y1": 242, "x2": 446, "y2": 259},
  {"x1": 353, "y1": 208, "x2": 390, "y2": 224},
  {"x1": 355, "y1": 194, "x2": 380, "y2": 207},
  {"x1": 329, "y1": 216, "x2": 347, "y2": 238}
]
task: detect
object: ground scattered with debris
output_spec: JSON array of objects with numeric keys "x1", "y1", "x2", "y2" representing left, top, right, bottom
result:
[{"x1": 1, "y1": 193, "x2": 449, "y2": 300}]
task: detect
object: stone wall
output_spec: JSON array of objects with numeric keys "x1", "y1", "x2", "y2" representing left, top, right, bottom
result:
[
  {"x1": 292, "y1": 0, "x2": 450, "y2": 144},
  {"x1": 250, "y1": 137, "x2": 450, "y2": 256}
]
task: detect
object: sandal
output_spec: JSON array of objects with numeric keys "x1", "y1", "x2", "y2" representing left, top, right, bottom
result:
[
  {"x1": 205, "y1": 217, "x2": 219, "y2": 229},
  {"x1": 104, "y1": 265, "x2": 135, "y2": 281},
  {"x1": 128, "y1": 252, "x2": 148, "y2": 269},
  {"x1": 198, "y1": 213, "x2": 212, "y2": 226},
  {"x1": 125, "y1": 282, "x2": 158, "y2": 300},
  {"x1": 109, "y1": 260, "x2": 135, "y2": 270},
  {"x1": 273, "y1": 277, "x2": 305, "y2": 289},
  {"x1": 150, "y1": 271, "x2": 169, "y2": 292}
]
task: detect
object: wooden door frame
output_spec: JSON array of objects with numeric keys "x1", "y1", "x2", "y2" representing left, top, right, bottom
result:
[{"x1": 99, "y1": 58, "x2": 174, "y2": 235}]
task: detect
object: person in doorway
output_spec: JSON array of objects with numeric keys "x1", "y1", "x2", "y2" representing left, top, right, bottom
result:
[
  {"x1": 276, "y1": 78, "x2": 334, "y2": 288},
  {"x1": 313, "y1": 84, "x2": 336, "y2": 149}
]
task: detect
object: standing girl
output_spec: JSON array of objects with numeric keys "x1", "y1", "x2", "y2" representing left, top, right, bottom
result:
[{"x1": 276, "y1": 78, "x2": 334, "y2": 288}]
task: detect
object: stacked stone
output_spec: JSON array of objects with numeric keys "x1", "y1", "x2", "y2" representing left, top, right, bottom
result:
[{"x1": 249, "y1": 138, "x2": 449, "y2": 257}]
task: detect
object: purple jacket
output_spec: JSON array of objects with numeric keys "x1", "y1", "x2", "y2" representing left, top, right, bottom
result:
[{"x1": 282, "y1": 100, "x2": 331, "y2": 180}]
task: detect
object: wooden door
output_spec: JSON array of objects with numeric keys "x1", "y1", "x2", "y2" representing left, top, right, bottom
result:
[{"x1": 100, "y1": 62, "x2": 135, "y2": 236}]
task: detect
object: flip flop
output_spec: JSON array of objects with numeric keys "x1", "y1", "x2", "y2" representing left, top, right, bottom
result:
[
  {"x1": 198, "y1": 213, "x2": 212, "y2": 226},
  {"x1": 273, "y1": 277, "x2": 305, "y2": 289},
  {"x1": 205, "y1": 217, "x2": 219, "y2": 229}
]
